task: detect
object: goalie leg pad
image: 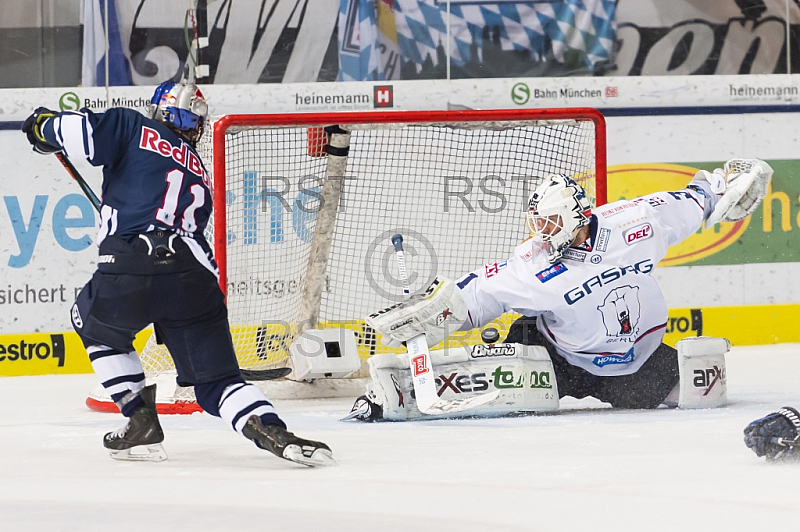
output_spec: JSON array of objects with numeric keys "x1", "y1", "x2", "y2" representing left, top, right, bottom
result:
[
  {"x1": 357, "y1": 343, "x2": 560, "y2": 421},
  {"x1": 676, "y1": 336, "x2": 729, "y2": 409}
]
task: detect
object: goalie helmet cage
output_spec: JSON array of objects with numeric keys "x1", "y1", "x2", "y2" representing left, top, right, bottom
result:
[{"x1": 86, "y1": 107, "x2": 606, "y2": 414}]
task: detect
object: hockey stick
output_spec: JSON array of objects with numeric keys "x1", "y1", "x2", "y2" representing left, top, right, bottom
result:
[
  {"x1": 391, "y1": 234, "x2": 499, "y2": 416},
  {"x1": 55, "y1": 152, "x2": 101, "y2": 212},
  {"x1": 241, "y1": 367, "x2": 292, "y2": 381}
]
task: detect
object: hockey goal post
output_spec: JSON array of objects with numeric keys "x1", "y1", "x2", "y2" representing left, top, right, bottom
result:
[{"x1": 86, "y1": 107, "x2": 606, "y2": 414}]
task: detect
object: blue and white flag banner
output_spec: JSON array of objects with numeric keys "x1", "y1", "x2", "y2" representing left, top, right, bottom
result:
[
  {"x1": 82, "y1": 0, "x2": 133, "y2": 87},
  {"x1": 338, "y1": 0, "x2": 617, "y2": 81}
]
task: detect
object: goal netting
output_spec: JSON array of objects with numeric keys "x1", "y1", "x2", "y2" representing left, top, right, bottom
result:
[{"x1": 86, "y1": 108, "x2": 606, "y2": 414}]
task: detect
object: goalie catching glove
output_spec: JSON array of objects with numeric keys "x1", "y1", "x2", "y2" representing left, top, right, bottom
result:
[
  {"x1": 694, "y1": 158, "x2": 773, "y2": 229},
  {"x1": 365, "y1": 276, "x2": 468, "y2": 348}
]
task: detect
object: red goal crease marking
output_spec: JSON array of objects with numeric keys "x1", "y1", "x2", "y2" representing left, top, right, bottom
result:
[{"x1": 85, "y1": 397, "x2": 203, "y2": 415}]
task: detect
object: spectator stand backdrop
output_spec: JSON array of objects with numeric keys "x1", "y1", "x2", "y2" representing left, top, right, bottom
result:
[{"x1": 81, "y1": 0, "x2": 800, "y2": 87}]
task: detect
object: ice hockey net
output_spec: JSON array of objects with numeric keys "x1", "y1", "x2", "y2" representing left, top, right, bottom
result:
[{"x1": 86, "y1": 108, "x2": 606, "y2": 414}]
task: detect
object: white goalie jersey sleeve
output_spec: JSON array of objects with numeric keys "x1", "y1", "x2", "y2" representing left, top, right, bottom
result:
[{"x1": 456, "y1": 188, "x2": 707, "y2": 377}]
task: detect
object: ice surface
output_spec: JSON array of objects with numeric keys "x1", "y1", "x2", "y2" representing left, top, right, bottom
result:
[{"x1": 1, "y1": 344, "x2": 798, "y2": 531}]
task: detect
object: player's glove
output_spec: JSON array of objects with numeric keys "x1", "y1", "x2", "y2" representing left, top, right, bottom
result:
[
  {"x1": 743, "y1": 406, "x2": 800, "y2": 462},
  {"x1": 22, "y1": 107, "x2": 61, "y2": 155}
]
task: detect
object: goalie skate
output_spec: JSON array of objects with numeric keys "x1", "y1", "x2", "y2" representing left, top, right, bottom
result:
[
  {"x1": 103, "y1": 384, "x2": 167, "y2": 462},
  {"x1": 242, "y1": 415, "x2": 337, "y2": 467}
]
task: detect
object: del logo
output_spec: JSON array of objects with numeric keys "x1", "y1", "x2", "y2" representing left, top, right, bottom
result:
[
  {"x1": 608, "y1": 163, "x2": 749, "y2": 266},
  {"x1": 624, "y1": 223, "x2": 652, "y2": 245},
  {"x1": 412, "y1": 355, "x2": 429, "y2": 376},
  {"x1": 373, "y1": 85, "x2": 393, "y2": 108},
  {"x1": 536, "y1": 262, "x2": 567, "y2": 283}
]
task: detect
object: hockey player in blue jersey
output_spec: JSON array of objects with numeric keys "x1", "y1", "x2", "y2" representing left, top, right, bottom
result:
[{"x1": 22, "y1": 80, "x2": 335, "y2": 466}]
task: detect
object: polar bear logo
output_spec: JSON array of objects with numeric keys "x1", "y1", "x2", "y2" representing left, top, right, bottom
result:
[{"x1": 597, "y1": 286, "x2": 641, "y2": 337}]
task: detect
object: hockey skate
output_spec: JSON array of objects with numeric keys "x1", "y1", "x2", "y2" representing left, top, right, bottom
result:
[
  {"x1": 242, "y1": 415, "x2": 336, "y2": 467},
  {"x1": 103, "y1": 384, "x2": 167, "y2": 462}
]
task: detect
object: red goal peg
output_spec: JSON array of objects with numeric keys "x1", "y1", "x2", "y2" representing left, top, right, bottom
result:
[{"x1": 307, "y1": 127, "x2": 328, "y2": 157}]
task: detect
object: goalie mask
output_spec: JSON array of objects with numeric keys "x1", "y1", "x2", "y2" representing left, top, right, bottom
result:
[
  {"x1": 526, "y1": 173, "x2": 592, "y2": 263},
  {"x1": 147, "y1": 80, "x2": 208, "y2": 145}
]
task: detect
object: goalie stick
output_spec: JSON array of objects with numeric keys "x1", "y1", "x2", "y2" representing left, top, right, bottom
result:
[
  {"x1": 55, "y1": 153, "x2": 293, "y2": 383},
  {"x1": 241, "y1": 367, "x2": 292, "y2": 381},
  {"x1": 391, "y1": 234, "x2": 499, "y2": 415}
]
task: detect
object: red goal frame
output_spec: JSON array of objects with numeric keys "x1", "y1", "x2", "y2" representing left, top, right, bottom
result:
[{"x1": 210, "y1": 108, "x2": 607, "y2": 295}]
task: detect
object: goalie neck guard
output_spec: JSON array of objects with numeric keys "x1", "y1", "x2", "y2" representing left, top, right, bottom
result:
[{"x1": 526, "y1": 173, "x2": 592, "y2": 263}]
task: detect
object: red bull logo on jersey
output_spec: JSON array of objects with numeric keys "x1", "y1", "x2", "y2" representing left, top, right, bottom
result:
[{"x1": 139, "y1": 126, "x2": 209, "y2": 186}]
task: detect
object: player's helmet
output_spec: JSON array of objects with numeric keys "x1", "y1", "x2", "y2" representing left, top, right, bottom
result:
[
  {"x1": 526, "y1": 173, "x2": 592, "y2": 263},
  {"x1": 147, "y1": 80, "x2": 208, "y2": 145}
]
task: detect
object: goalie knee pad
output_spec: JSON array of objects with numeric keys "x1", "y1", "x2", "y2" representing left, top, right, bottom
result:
[
  {"x1": 351, "y1": 342, "x2": 560, "y2": 421},
  {"x1": 676, "y1": 336, "x2": 729, "y2": 409}
]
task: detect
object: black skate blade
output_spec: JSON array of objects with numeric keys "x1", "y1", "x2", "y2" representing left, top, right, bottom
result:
[
  {"x1": 283, "y1": 445, "x2": 337, "y2": 467},
  {"x1": 107, "y1": 443, "x2": 167, "y2": 462}
]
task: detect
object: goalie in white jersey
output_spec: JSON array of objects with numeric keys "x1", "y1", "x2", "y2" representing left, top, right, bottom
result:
[{"x1": 365, "y1": 159, "x2": 773, "y2": 413}]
